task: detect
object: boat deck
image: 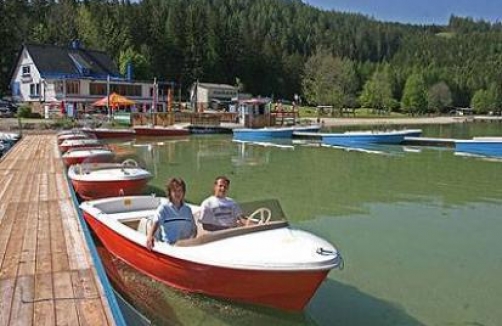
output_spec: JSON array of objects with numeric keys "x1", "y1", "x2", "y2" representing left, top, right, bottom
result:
[{"x1": 0, "y1": 134, "x2": 116, "y2": 325}]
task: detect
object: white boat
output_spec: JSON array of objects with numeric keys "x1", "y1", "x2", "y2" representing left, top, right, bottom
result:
[
  {"x1": 0, "y1": 132, "x2": 20, "y2": 141},
  {"x1": 79, "y1": 196, "x2": 342, "y2": 311},
  {"x1": 61, "y1": 147, "x2": 115, "y2": 166},
  {"x1": 68, "y1": 160, "x2": 152, "y2": 200},
  {"x1": 59, "y1": 138, "x2": 102, "y2": 153},
  {"x1": 57, "y1": 132, "x2": 93, "y2": 144}
]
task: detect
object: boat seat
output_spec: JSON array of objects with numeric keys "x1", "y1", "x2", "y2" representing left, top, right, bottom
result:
[
  {"x1": 107, "y1": 209, "x2": 156, "y2": 223},
  {"x1": 137, "y1": 217, "x2": 161, "y2": 240},
  {"x1": 175, "y1": 220, "x2": 289, "y2": 247},
  {"x1": 137, "y1": 217, "x2": 152, "y2": 235}
]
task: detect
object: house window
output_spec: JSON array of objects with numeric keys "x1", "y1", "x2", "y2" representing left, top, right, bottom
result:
[
  {"x1": 22, "y1": 66, "x2": 30, "y2": 76},
  {"x1": 65, "y1": 80, "x2": 80, "y2": 95},
  {"x1": 30, "y1": 83, "x2": 40, "y2": 97},
  {"x1": 54, "y1": 81, "x2": 64, "y2": 94},
  {"x1": 90, "y1": 83, "x2": 107, "y2": 95}
]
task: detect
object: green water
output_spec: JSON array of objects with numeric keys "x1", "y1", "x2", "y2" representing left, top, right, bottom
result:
[{"x1": 105, "y1": 122, "x2": 502, "y2": 326}]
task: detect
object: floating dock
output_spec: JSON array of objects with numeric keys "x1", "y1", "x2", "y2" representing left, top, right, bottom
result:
[
  {"x1": 402, "y1": 136, "x2": 456, "y2": 147},
  {"x1": 0, "y1": 134, "x2": 121, "y2": 325}
]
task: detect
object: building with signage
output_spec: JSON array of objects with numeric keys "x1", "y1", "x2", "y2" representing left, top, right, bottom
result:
[{"x1": 9, "y1": 41, "x2": 167, "y2": 116}]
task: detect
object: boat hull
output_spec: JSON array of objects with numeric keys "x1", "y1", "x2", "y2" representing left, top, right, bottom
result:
[
  {"x1": 133, "y1": 127, "x2": 189, "y2": 137},
  {"x1": 59, "y1": 139, "x2": 102, "y2": 153},
  {"x1": 72, "y1": 179, "x2": 150, "y2": 200},
  {"x1": 57, "y1": 134, "x2": 90, "y2": 144},
  {"x1": 322, "y1": 129, "x2": 422, "y2": 146},
  {"x1": 455, "y1": 140, "x2": 502, "y2": 157},
  {"x1": 59, "y1": 143, "x2": 100, "y2": 153},
  {"x1": 62, "y1": 152, "x2": 115, "y2": 166},
  {"x1": 83, "y1": 212, "x2": 330, "y2": 311},
  {"x1": 233, "y1": 125, "x2": 320, "y2": 141},
  {"x1": 84, "y1": 128, "x2": 136, "y2": 139}
]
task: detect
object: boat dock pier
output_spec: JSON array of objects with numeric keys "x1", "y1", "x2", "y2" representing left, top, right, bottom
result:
[
  {"x1": 402, "y1": 136, "x2": 456, "y2": 147},
  {"x1": 0, "y1": 134, "x2": 123, "y2": 325}
]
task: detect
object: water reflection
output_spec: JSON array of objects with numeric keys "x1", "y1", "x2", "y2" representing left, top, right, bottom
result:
[
  {"x1": 231, "y1": 141, "x2": 272, "y2": 168},
  {"x1": 320, "y1": 143, "x2": 410, "y2": 157},
  {"x1": 95, "y1": 238, "x2": 315, "y2": 325},
  {"x1": 96, "y1": 235, "x2": 423, "y2": 326}
]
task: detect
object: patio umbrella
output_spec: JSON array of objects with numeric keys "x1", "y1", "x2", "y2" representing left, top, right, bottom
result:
[{"x1": 93, "y1": 92, "x2": 135, "y2": 108}]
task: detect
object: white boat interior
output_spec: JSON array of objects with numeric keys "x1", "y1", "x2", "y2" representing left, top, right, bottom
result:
[{"x1": 80, "y1": 196, "x2": 341, "y2": 271}]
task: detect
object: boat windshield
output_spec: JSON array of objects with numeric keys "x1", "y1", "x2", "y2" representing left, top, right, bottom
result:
[
  {"x1": 175, "y1": 199, "x2": 289, "y2": 247},
  {"x1": 239, "y1": 199, "x2": 288, "y2": 223}
]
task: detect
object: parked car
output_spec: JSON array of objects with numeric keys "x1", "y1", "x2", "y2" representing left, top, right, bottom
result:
[{"x1": 0, "y1": 100, "x2": 17, "y2": 112}]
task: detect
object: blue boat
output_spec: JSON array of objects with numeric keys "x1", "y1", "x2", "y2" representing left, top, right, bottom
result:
[
  {"x1": 321, "y1": 129, "x2": 422, "y2": 146},
  {"x1": 233, "y1": 125, "x2": 321, "y2": 141},
  {"x1": 455, "y1": 137, "x2": 502, "y2": 158}
]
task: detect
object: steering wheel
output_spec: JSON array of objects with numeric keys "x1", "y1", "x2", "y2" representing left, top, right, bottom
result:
[
  {"x1": 122, "y1": 158, "x2": 139, "y2": 168},
  {"x1": 246, "y1": 207, "x2": 272, "y2": 226}
]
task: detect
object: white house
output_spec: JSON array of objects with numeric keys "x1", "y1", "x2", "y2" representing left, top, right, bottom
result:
[
  {"x1": 190, "y1": 82, "x2": 238, "y2": 111},
  {"x1": 9, "y1": 41, "x2": 171, "y2": 116}
]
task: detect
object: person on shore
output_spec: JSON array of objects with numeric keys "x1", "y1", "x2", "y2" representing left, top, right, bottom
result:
[
  {"x1": 199, "y1": 176, "x2": 245, "y2": 231},
  {"x1": 146, "y1": 177, "x2": 197, "y2": 249}
]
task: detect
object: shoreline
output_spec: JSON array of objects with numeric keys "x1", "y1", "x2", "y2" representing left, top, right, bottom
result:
[
  {"x1": 0, "y1": 115, "x2": 495, "y2": 133},
  {"x1": 309, "y1": 116, "x2": 471, "y2": 127}
]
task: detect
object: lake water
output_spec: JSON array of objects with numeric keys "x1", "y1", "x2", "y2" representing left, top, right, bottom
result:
[{"x1": 99, "y1": 122, "x2": 502, "y2": 326}]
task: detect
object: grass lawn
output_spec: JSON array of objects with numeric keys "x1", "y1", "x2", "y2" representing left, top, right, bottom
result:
[{"x1": 297, "y1": 106, "x2": 407, "y2": 119}]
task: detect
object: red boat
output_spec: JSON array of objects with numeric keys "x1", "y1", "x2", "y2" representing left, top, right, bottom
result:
[
  {"x1": 59, "y1": 138, "x2": 102, "y2": 153},
  {"x1": 133, "y1": 126, "x2": 189, "y2": 137},
  {"x1": 79, "y1": 196, "x2": 342, "y2": 311},
  {"x1": 82, "y1": 128, "x2": 136, "y2": 139},
  {"x1": 57, "y1": 133, "x2": 92, "y2": 145},
  {"x1": 68, "y1": 161, "x2": 152, "y2": 200},
  {"x1": 62, "y1": 147, "x2": 115, "y2": 166}
]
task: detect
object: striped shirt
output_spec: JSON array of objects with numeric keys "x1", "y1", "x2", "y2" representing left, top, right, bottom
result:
[{"x1": 152, "y1": 200, "x2": 196, "y2": 244}]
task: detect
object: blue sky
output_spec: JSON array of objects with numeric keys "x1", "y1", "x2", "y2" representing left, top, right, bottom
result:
[{"x1": 305, "y1": 0, "x2": 501, "y2": 25}]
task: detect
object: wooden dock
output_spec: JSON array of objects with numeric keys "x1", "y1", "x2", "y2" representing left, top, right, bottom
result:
[{"x1": 0, "y1": 134, "x2": 118, "y2": 325}]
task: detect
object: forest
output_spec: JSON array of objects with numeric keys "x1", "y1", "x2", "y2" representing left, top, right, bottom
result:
[{"x1": 1, "y1": 0, "x2": 502, "y2": 113}]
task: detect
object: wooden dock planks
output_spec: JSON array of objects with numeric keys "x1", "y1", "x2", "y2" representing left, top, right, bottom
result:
[{"x1": 0, "y1": 134, "x2": 115, "y2": 326}]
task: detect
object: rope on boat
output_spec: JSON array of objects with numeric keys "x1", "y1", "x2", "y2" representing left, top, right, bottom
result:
[{"x1": 316, "y1": 247, "x2": 345, "y2": 270}]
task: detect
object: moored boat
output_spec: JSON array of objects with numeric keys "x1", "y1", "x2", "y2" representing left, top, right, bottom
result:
[
  {"x1": 321, "y1": 129, "x2": 422, "y2": 146},
  {"x1": 233, "y1": 124, "x2": 321, "y2": 141},
  {"x1": 62, "y1": 147, "x2": 115, "y2": 166},
  {"x1": 455, "y1": 138, "x2": 502, "y2": 158},
  {"x1": 59, "y1": 138, "x2": 102, "y2": 153},
  {"x1": 133, "y1": 126, "x2": 190, "y2": 137},
  {"x1": 79, "y1": 196, "x2": 342, "y2": 311},
  {"x1": 57, "y1": 132, "x2": 93, "y2": 144},
  {"x1": 82, "y1": 127, "x2": 136, "y2": 139},
  {"x1": 68, "y1": 160, "x2": 152, "y2": 200}
]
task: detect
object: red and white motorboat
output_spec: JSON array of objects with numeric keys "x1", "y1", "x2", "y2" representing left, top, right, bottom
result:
[
  {"x1": 59, "y1": 138, "x2": 102, "y2": 153},
  {"x1": 62, "y1": 147, "x2": 115, "y2": 166},
  {"x1": 133, "y1": 126, "x2": 190, "y2": 137},
  {"x1": 79, "y1": 196, "x2": 343, "y2": 311},
  {"x1": 82, "y1": 128, "x2": 136, "y2": 139},
  {"x1": 68, "y1": 160, "x2": 152, "y2": 200},
  {"x1": 57, "y1": 132, "x2": 92, "y2": 145}
]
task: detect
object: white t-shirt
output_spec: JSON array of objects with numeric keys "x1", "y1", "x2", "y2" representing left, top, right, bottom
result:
[{"x1": 199, "y1": 196, "x2": 243, "y2": 228}]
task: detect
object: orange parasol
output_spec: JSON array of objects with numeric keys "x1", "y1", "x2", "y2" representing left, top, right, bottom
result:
[{"x1": 93, "y1": 92, "x2": 135, "y2": 108}]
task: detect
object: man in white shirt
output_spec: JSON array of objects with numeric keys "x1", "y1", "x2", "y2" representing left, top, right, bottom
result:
[{"x1": 199, "y1": 176, "x2": 245, "y2": 231}]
